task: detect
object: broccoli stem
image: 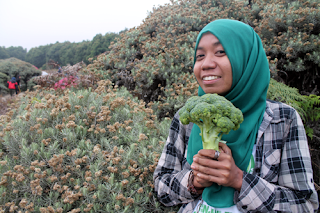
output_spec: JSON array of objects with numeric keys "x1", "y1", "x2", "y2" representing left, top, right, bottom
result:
[{"x1": 199, "y1": 120, "x2": 222, "y2": 150}]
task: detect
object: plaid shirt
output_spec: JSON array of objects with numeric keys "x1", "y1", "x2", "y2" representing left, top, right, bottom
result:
[{"x1": 153, "y1": 100, "x2": 319, "y2": 212}]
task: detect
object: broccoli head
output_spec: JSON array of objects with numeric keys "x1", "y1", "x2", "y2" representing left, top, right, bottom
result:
[{"x1": 179, "y1": 94, "x2": 243, "y2": 150}]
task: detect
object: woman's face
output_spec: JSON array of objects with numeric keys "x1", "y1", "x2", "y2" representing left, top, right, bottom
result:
[{"x1": 194, "y1": 33, "x2": 232, "y2": 95}]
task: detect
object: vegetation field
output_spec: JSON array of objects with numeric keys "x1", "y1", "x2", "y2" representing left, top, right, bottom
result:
[{"x1": 0, "y1": 0, "x2": 319, "y2": 212}]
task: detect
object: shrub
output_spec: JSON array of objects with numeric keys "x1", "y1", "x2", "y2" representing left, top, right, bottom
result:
[
  {"x1": 255, "y1": 0, "x2": 320, "y2": 94},
  {"x1": 0, "y1": 80, "x2": 178, "y2": 212},
  {"x1": 54, "y1": 76, "x2": 78, "y2": 90},
  {"x1": 0, "y1": 58, "x2": 41, "y2": 93},
  {"x1": 31, "y1": 62, "x2": 97, "y2": 92},
  {"x1": 86, "y1": 0, "x2": 320, "y2": 117},
  {"x1": 0, "y1": 72, "x2": 8, "y2": 94}
]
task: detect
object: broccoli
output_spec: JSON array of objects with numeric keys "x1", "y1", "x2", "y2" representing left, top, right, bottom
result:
[{"x1": 179, "y1": 94, "x2": 243, "y2": 150}]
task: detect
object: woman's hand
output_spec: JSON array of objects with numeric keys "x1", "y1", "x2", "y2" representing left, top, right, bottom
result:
[{"x1": 190, "y1": 142, "x2": 243, "y2": 191}]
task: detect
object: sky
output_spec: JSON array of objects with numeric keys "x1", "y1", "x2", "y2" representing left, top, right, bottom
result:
[{"x1": 0, "y1": 0, "x2": 172, "y2": 51}]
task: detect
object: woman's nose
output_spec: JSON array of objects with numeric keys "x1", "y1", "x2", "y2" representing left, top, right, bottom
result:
[{"x1": 201, "y1": 56, "x2": 217, "y2": 70}]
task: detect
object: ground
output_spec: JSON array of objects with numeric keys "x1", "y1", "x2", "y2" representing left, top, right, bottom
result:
[{"x1": 0, "y1": 93, "x2": 23, "y2": 116}]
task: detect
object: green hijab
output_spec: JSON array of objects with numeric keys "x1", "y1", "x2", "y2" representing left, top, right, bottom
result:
[{"x1": 186, "y1": 19, "x2": 270, "y2": 207}]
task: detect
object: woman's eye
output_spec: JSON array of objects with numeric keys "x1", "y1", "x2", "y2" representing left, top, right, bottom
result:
[
  {"x1": 196, "y1": 54, "x2": 204, "y2": 58},
  {"x1": 216, "y1": 50, "x2": 225, "y2": 55}
]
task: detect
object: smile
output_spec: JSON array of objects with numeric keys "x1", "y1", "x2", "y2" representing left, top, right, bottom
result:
[{"x1": 202, "y1": 76, "x2": 219, "y2": 80}]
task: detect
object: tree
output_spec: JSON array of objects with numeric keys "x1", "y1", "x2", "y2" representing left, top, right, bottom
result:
[
  {"x1": 25, "y1": 45, "x2": 51, "y2": 68},
  {"x1": 0, "y1": 46, "x2": 10, "y2": 59},
  {"x1": 6, "y1": 46, "x2": 27, "y2": 61}
]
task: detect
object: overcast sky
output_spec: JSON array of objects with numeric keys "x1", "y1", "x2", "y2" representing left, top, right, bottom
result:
[{"x1": 0, "y1": 0, "x2": 171, "y2": 51}]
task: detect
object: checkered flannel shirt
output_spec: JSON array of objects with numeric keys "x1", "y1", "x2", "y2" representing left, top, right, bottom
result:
[{"x1": 153, "y1": 100, "x2": 319, "y2": 212}]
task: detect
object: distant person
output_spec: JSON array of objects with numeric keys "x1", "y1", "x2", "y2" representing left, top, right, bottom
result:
[
  {"x1": 16, "y1": 74, "x2": 20, "y2": 85},
  {"x1": 58, "y1": 66, "x2": 62, "y2": 73},
  {"x1": 7, "y1": 77, "x2": 18, "y2": 97},
  {"x1": 15, "y1": 74, "x2": 20, "y2": 94}
]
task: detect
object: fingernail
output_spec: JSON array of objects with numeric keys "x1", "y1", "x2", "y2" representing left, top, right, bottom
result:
[{"x1": 191, "y1": 165, "x2": 195, "y2": 169}]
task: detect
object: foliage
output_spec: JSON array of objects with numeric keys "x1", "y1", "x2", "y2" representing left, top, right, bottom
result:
[
  {"x1": 0, "y1": 46, "x2": 26, "y2": 61},
  {"x1": 30, "y1": 62, "x2": 97, "y2": 93},
  {"x1": 54, "y1": 76, "x2": 78, "y2": 90},
  {"x1": 0, "y1": 58, "x2": 41, "y2": 94},
  {"x1": 5, "y1": 46, "x2": 27, "y2": 61},
  {"x1": 0, "y1": 81, "x2": 178, "y2": 212},
  {"x1": 86, "y1": 0, "x2": 319, "y2": 118},
  {"x1": 25, "y1": 45, "x2": 51, "y2": 69},
  {"x1": 1, "y1": 0, "x2": 319, "y2": 209},
  {"x1": 255, "y1": 0, "x2": 320, "y2": 94},
  {"x1": 24, "y1": 32, "x2": 120, "y2": 69},
  {"x1": 0, "y1": 47, "x2": 10, "y2": 60},
  {"x1": 0, "y1": 73, "x2": 9, "y2": 93}
]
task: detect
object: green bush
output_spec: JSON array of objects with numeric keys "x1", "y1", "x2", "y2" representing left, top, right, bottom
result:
[
  {"x1": 255, "y1": 0, "x2": 320, "y2": 94},
  {"x1": 0, "y1": 58, "x2": 41, "y2": 94},
  {"x1": 86, "y1": 0, "x2": 320, "y2": 118},
  {"x1": 0, "y1": 80, "x2": 178, "y2": 212},
  {"x1": 0, "y1": 72, "x2": 8, "y2": 93}
]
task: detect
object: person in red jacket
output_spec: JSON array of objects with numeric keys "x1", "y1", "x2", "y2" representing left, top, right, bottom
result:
[{"x1": 7, "y1": 77, "x2": 18, "y2": 97}]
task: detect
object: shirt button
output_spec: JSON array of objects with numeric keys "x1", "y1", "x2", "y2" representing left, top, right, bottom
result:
[{"x1": 243, "y1": 205, "x2": 248, "y2": 209}]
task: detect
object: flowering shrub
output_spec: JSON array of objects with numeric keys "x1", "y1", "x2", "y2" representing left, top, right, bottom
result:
[
  {"x1": 54, "y1": 76, "x2": 78, "y2": 90},
  {"x1": 31, "y1": 62, "x2": 96, "y2": 91},
  {"x1": 0, "y1": 80, "x2": 178, "y2": 212}
]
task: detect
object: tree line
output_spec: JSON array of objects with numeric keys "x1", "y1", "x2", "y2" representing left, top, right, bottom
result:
[{"x1": 0, "y1": 31, "x2": 124, "y2": 69}]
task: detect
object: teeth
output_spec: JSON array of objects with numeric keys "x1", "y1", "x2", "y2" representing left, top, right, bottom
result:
[{"x1": 203, "y1": 76, "x2": 219, "y2": 80}]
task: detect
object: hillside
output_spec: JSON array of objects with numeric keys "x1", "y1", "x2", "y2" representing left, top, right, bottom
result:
[
  {"x1": 88, "y1": 0, "x2": 320, "y2": 115},
  {"x1": 0, "y1": 57, "x2": 41, "y2": 94},
  {"x1": 0, "y1": 0, "x2": 319, "y2": 212}
]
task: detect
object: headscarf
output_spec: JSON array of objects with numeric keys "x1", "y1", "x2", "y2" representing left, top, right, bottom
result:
[{"x1": 186, "y1": 19, "x2": 270, "y2": 207}]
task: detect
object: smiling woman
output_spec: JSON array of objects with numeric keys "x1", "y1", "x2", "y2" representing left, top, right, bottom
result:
[{"x1": 153, "y1": 19, "x2": 319, "y2": 213}]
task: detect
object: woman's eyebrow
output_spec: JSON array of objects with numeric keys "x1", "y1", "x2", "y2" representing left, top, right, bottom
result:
[{"x1": 196, "y1": 41, "x2": 221, "y2": 51}]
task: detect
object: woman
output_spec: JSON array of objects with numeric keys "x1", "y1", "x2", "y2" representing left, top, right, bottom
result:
[{"x1": 153, "y1": 19, "x2": 318, "y2": 213}]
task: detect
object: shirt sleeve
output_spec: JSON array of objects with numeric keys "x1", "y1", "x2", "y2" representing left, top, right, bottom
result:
[
  {"x1": 234, "y1": 108, "x2": 319, "y2": 212},
  {"x1": 153, "y1": 111, "x2": 199, "y2": 207}
]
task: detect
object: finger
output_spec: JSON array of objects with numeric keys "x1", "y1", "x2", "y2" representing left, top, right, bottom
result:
[
  {"x1": 192, "y1": 158, "x2": 220, "y2": 175},
  {"x1": 194, "y1": 174, "x2": 212, "y2": 186},
  {"x1": 193, "y1": 153, "x2": 211, "y2": 160},
  {"x1": 219, "y1": 142, "x2": 232, "y2": 155},
  {"x1": 194, "y1": 153, "x2": 233, "y2": 172},
  {"x1": 197, "y1": 149, "x2": 216, "y2": 159},
  {"x1": 196, "y1": 171, "x2": 224, "y2": 185},
  {"x1": 193, "y1": 155, "x2": 217, "y2": 168},
  {"x1": 191, "y1": 160, "x2": 213, "y2": 173},
  {"x1": 197, "y1": 149, "x2": 222, "y2": 161}
]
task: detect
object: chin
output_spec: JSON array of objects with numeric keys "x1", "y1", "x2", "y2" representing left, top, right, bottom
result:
[{"x1": 203, "y1": 88, "x2": 218, "y2": 94}]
